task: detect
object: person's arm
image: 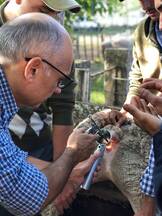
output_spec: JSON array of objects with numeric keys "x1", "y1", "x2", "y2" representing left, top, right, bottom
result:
[
  {"x1": 27, "y1": 156, "x2": 51, "y2": 170},
  {"x1": 123, "y1": 99, "x2": 161, "y2": 135},
  {"x1": 47, "y1": 63, "x2": 75, "y2": 160},
  {"x1": 41, "y1": 148, "x2": 77, "y2": 209},
  {"x1": 41, "y1": 128, "x2": 98, "y2": 209},
  {"x1": 124, "y1": 79, "x2": 162, "y2": 213},
  {"x1": 52, "y1": 125, "x2": 73, "y2": 160},
  {"x1": 2, "y1": 127, "x2": 97, "y2": 216},
  {"x1": 121, "y1": 40, "x2": 143, "y2": 111},
  {"x1": 53, "y1": 152, "x2": 100, "y2": 214},
  {"x1": 109, "y1": 26, "x2": 144, "y2": 125},
  {"x1": 126, "y1": 41, "x2": 143, "y2": 98}
]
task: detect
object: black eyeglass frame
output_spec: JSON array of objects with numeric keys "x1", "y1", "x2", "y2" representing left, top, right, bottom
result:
[{"x1": 25, "y1": 57, "x2": 74, "y2": 89}]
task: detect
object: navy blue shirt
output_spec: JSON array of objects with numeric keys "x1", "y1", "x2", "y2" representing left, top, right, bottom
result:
[{"x1": 153, "y1": 126, "x2": 162, "y2": 212}]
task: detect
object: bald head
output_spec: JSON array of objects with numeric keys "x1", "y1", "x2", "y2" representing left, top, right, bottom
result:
[{"x1": 0, "y1": 12, "x2": 72, "y2": 64}]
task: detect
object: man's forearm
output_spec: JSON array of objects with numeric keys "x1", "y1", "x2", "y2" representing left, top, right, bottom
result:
[
  {"x1": 41, "y1": 147, "x2": 76, "y2": 208},
  {"x1": 27, "y1": 156, "x2": 51, "y2": 170},
  {"x1": 53, "y1": 125, "x2": 73, "y2": 160}
]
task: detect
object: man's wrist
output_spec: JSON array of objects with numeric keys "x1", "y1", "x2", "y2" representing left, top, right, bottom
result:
[{"x1": 64, "y1": 147, "x2": 78, "y2": 166}]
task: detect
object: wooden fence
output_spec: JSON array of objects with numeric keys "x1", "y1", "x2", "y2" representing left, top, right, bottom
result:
[
  {"x1": 73, "y1": 27, "x2": 104, "y2": 61},
  {"x1": 75, "y1": 47, "x2": 132, "y2": 108}
]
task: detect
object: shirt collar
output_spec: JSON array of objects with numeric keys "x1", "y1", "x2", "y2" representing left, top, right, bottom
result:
[
  {"x1": 0, "y1": 67, "x2": 18, "y2": 125},
  {"x1": 155, "y1": 22, "x2": 162, "y2": 49},
  {"x1": 144, "y1": 18, "x2": 162, "y2": 52}
]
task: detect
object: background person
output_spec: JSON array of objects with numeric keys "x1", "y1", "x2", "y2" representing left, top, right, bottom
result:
[
  {"x1": 123, "y1": 78, "x2": 162, "y2": 213},
  {"x1": 106, "y1": 0, "x2": 160, "y2": 215}
]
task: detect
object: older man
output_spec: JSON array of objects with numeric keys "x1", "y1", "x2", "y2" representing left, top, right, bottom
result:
[
  {"x1": 0, "y1": 13, "x2": 98, "y2": 216},
  {"x1": 0, "y1": 0, "x2": 81, "y2": 165},
  {"x1": 0, "y1": 1, "x2": 82, "y2": 215},
  {"x1": 0, "y1": 1, "x2": 99, "y2": 216}
]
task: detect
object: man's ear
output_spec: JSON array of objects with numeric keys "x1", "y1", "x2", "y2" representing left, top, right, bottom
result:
[{"x1": 24, "y1": 57, "x2": 42, "y2": 81}]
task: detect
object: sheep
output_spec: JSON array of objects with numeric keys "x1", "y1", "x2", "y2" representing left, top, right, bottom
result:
[{"x1": 41, "y1": 109, "x2": 152, "y2": 215}]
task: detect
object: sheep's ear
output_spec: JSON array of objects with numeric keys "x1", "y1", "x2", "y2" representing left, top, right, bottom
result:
[{"x1": 106, "y1": 138, "x2": 119, "y2": 152}]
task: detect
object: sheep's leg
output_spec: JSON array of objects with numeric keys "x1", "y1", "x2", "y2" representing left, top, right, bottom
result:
[{"x1": 134, "y1": 195, "x2": 155, "y2": 216}]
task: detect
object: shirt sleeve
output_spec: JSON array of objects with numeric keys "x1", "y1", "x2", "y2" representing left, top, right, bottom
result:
[
  {"x1": 153, "y1": 128, "x2": 162, "y2": 211},
  {"x1": 126, "y1": 22, "x2": 145, "y2": 99},
  {"x1": 0, "y1": 130, "x2": 48, "y2": 216},
  {"x1": 46, "y1": 62, "x2": 76, "y2": 126},
  {"x1": 140, "y1": 142, "x2": 155, "y2": 197},
  {"x1": 128, "y1": 45, "x2": 143, "y2": 97}
]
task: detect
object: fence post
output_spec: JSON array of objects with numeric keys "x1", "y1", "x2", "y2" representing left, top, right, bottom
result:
[
  {"x1": 104, "y1": 48, "x2": 132, "y2": 107},
  {"x1": 75, "y1": 60, "x2": 91, "y2": 103}
]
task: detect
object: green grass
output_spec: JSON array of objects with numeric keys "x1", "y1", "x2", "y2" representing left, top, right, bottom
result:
[
  {"x1": 90, "y1": 70, "x2": 105, "y2": 104},
  {"x1": 90, "y1": 91, "x2": 105, "y2": 104}
]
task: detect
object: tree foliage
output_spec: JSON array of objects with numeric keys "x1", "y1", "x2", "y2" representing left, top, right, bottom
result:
[
  {"x1": 64, "y1": 0, "x2": 122, "y2": 30},
  {"x1": 0, "y1": 0, "x2": 123, "y2": 29},
  {"x1": 76, "y1": 0, "x2": 120, "y2": 16},
  {"x1": 0, "y1": 0, "x2": 120, "y2": 17}
]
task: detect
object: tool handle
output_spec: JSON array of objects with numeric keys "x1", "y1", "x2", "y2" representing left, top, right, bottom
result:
[
  {"x1": 81, "y1": 144, "x2": 105, "y2": 190},
  {"x1": 81, "y1": 156, "x2": 102, "y2": 190}
]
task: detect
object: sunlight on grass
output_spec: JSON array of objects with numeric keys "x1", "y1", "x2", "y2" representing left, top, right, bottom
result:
[
  {"x1": 90, "y1": 64, "x2": 105, "y2": 105},
  {"x1": 90, "y1": 91, "x2": 105, "y2": 104}
]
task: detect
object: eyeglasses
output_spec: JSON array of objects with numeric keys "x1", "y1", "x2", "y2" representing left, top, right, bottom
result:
[{"x1": 25, "y1": 57, "x2": 74, "y2": 89}]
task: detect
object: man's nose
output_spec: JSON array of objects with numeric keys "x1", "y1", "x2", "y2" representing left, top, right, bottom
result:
[{"x1": 53, "y1": 87, "x2": 62, "y2": 95}]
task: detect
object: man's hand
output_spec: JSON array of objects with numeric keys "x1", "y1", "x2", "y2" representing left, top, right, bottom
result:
[
  {"x1": 123, "y1": 99, "x2": 161, "y2": 136},
  {"x1": 54, "y1": 152, "x2": 101, "y2": 214},
  {"x1": 121, "y1": 95, "x2": 144, "y2": 119},
  {"x1": 141, "y1": 78, "x2": 162, "y2": 92},
  {"x1": 107, "y1": 110, "x2": 127, "y2": 127},
  {"x1": 139, "y1": 78, "x2": 162, "y2": 115},
  {"x1": 53, "y1": 180, "x2": 76, "y2": 215},
  {"x1": 66, "y1": 128, "x2": 98, "y2": 164}
]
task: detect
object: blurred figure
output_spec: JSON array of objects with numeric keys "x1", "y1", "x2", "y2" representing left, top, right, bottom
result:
[{"x1": 107, "y1": 0, "x2": 160, "y2": 215}]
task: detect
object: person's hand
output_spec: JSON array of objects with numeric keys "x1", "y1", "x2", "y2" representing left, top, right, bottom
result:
[
  {"x1": 53, "y1": 152, "x2": 101, "y2": 214},
  {"x1": 121, "y1": 95, "x2": 143, "y2": 118},
  {"x1": 141, "y1": 78, "x2": 162, "y2": 92},
  {"x1": 123, "y1": 99, "x2": 161, "y2": 136},
  {"x1": 66, "y1": 128, "x2": 98, "y2": 163},
  {"x1": 107, "y1": 110, "x2": 127, "y2": 127},
  {"x1": 69, "y1": 150, "x2": 101, "y2": 184},
  {"x1": 139, "y1": 78, "x2": 162, "y2": 115},
  {"x1": 53, "y1": 179, "x2": 76, "y2": 215}
]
